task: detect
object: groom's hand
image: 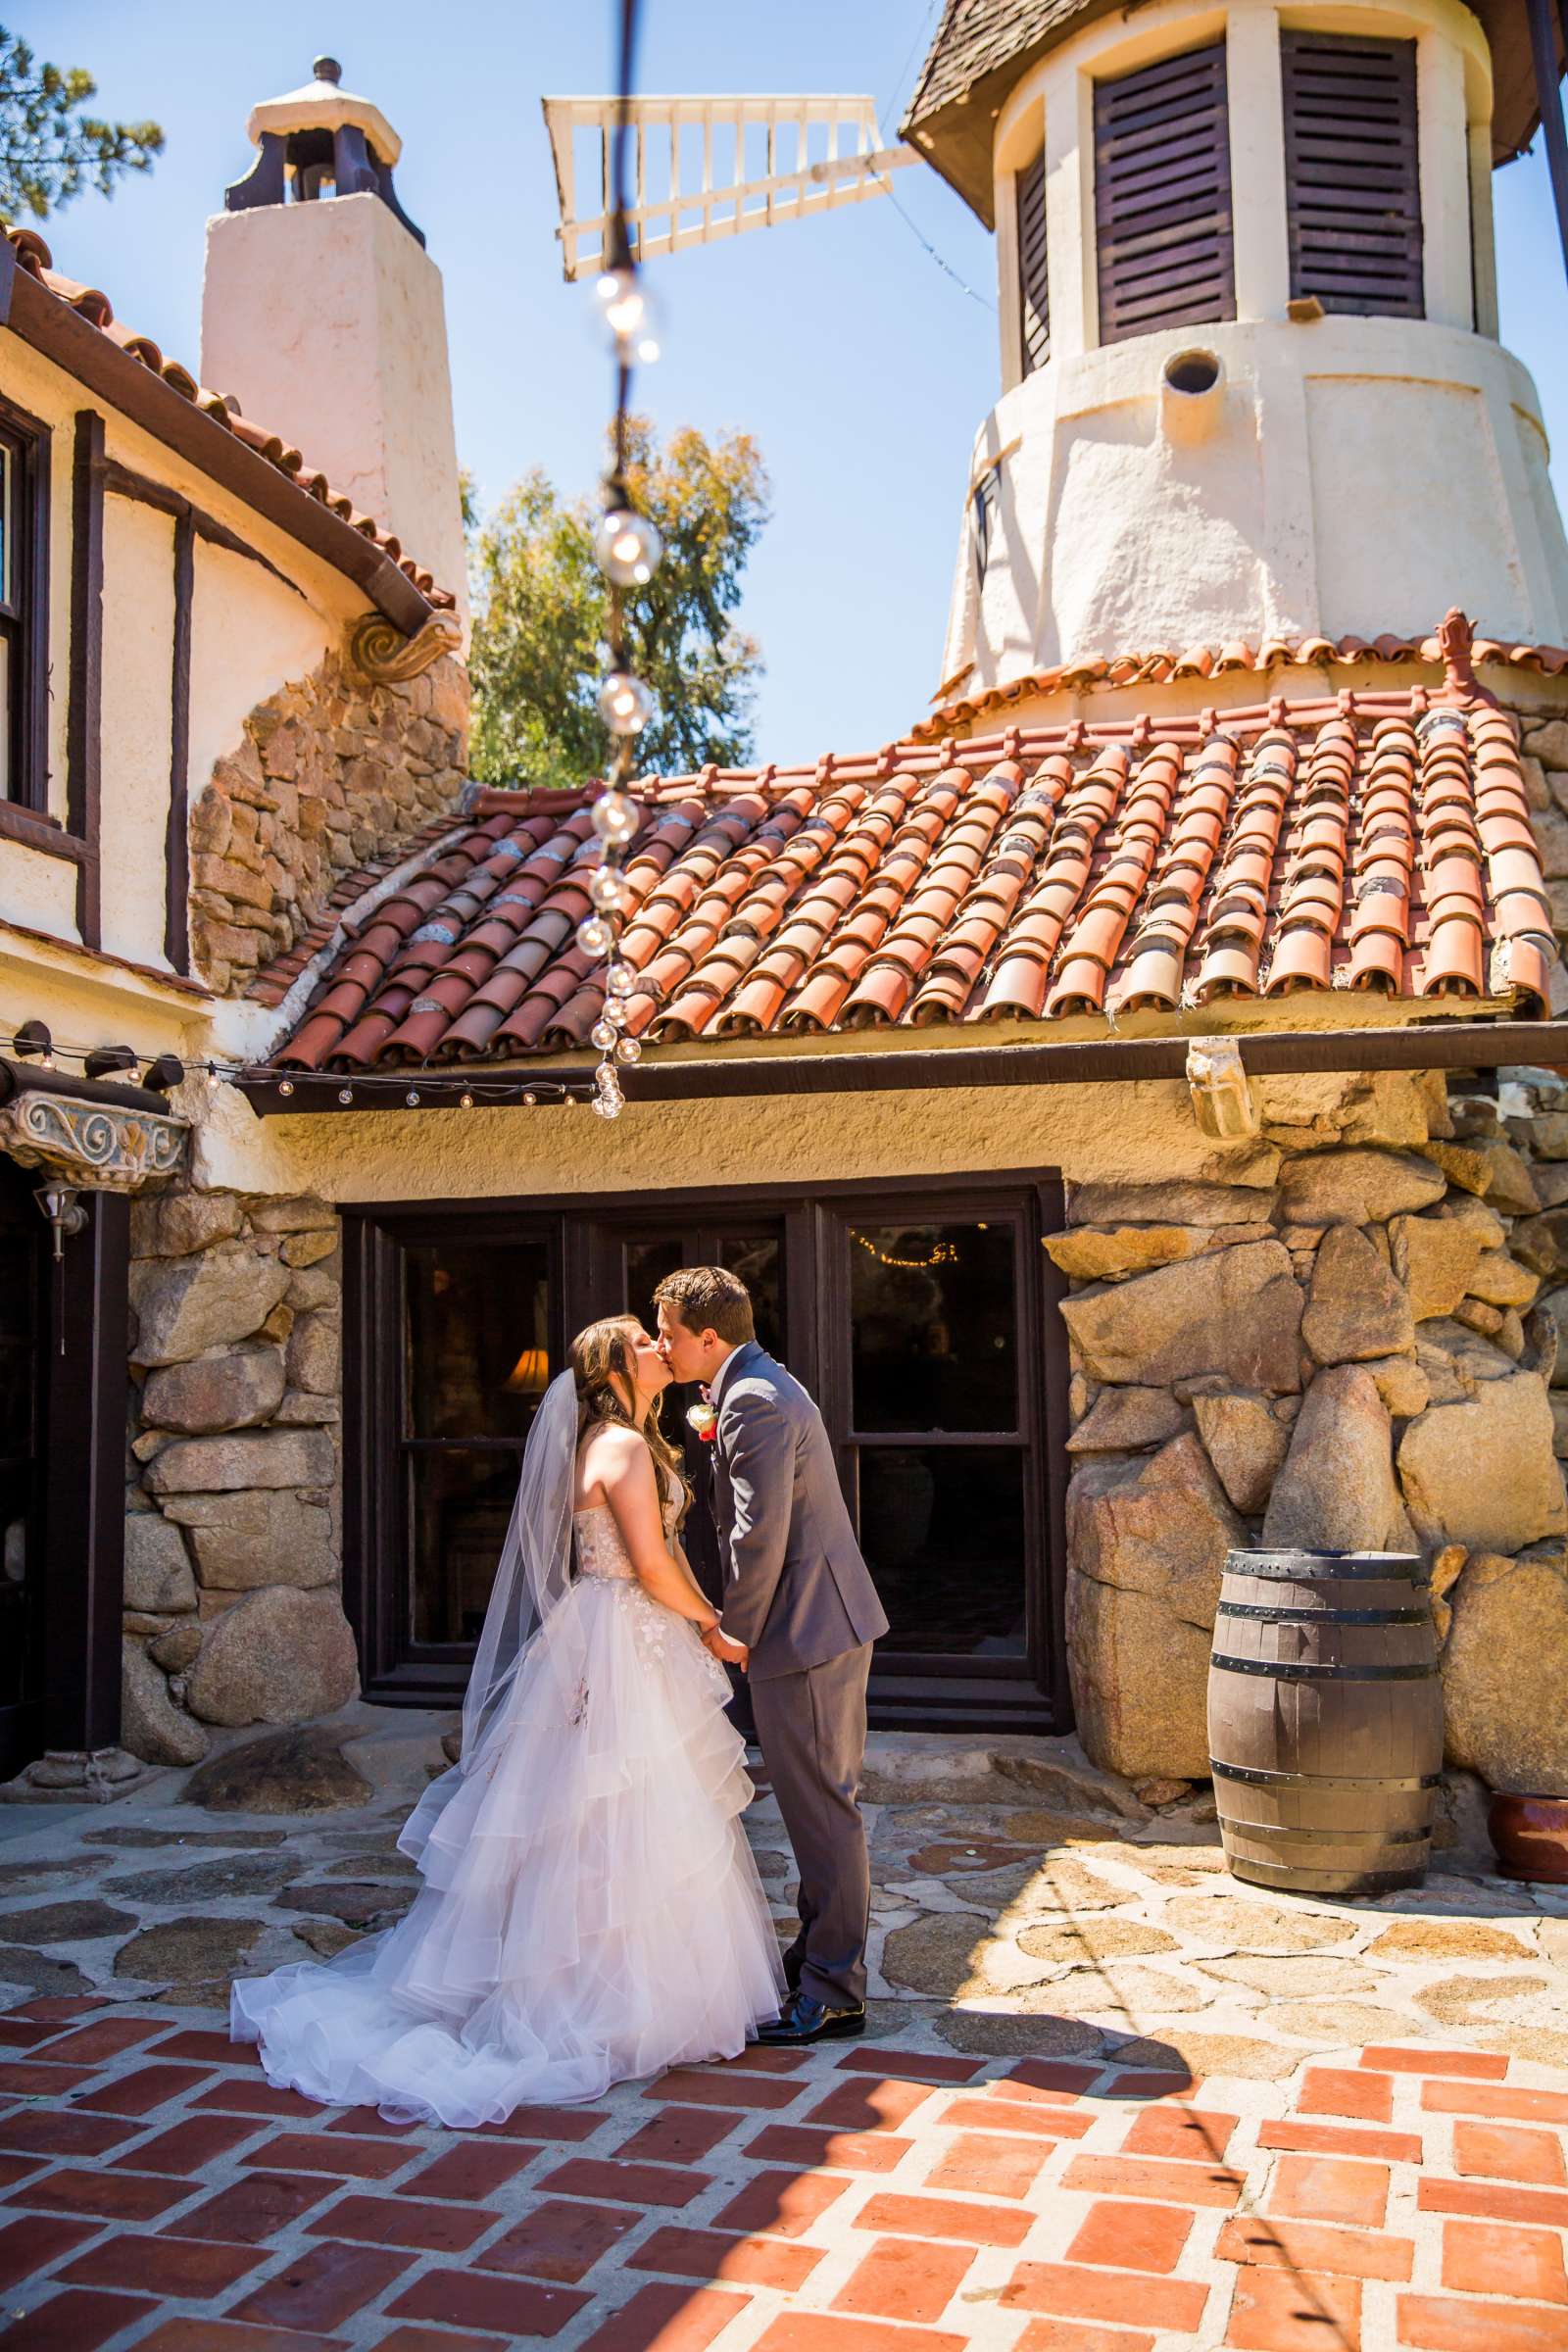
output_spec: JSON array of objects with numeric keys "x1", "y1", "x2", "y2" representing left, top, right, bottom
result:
[{"x1": 705, "y1": 1627, "x2": 750, "y2": 1670}]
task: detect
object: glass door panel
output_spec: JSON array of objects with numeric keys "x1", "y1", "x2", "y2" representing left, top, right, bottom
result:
[
  {"x1": 399, "y1": 1236, "x2": 555, "y2": 1656},
  {"x1": 836, "y1": 1207, "x2": 1035, "y2": 1671}
]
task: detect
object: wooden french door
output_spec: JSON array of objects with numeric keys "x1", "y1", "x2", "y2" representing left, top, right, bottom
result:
[
  {"x1": 0, "y1": 1159, "x2": 46, "y2": 1774},
  {"x1": 344, "y1": 1172, "x2": 1068, "y2": 1731}
]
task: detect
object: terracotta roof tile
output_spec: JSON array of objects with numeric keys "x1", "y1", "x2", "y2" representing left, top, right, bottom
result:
[
  {"x1": 264, "y1": 687, "x2": 1555, "y2": 1070},
  {"x1": 7, "y1": 224, "x2": 454, "y2": 609},
  {"x1": 917, "y1": 632, "x2": 1568, "y2": 739}
]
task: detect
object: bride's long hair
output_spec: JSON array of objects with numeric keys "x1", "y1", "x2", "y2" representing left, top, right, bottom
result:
[{"x1": 569, "y1": 1315, "x2": 690, "y2": 1530}]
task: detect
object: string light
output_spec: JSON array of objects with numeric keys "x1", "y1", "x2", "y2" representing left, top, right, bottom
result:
[
  {"x1": 850, "y1": 1230, "x2": 960, "y2": 1270},
  {"x1": 570, "y1": 0, "x2": 662, "y2": 1120}
]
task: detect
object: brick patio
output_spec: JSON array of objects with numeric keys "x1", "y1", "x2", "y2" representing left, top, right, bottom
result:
[{"x1": 4, "y1": 1996, "x2": 1568, "y2": 2351}]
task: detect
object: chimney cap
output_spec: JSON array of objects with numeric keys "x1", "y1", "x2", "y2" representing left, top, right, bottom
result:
[{"x1": 245, "y1": 56, "x2": 402, "y2": 168}]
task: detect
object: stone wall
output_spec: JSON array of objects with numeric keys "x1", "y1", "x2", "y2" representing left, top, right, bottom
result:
[
  {"x1": 189, "y1": 649, "x2": 469, "y2": 994},
  {"x1": 122, "y1": 1189, "x2": 356, "y2": 1765},
  {"x1": 1054, "y1": 1066, "x2": 1568, "y2": 1795}
]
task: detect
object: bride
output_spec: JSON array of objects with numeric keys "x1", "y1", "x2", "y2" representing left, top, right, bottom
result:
[{"x1": 230, "y1": 1316, "x2": 785, "y2": 2126}]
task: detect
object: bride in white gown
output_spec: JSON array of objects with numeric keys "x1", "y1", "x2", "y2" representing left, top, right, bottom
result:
[{"x1": 230, "y1": 1317, "x2": 785, "y2": 2126}]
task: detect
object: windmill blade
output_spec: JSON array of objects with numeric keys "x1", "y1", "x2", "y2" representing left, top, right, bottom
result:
[{"x1": 542, "y1": 94, "x2": 920, "y2": 280}]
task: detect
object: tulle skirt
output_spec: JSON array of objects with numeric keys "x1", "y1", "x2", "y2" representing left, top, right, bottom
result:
[{"x1": 229, "y1": 1579, "x2": 786, "y2": 2127}]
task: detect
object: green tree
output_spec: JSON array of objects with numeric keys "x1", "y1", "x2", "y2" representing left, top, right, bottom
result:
[
  {"x1": 468, "y1": 416, "x2": 768, "y2": 789},
  {"x1": 0, "y1": 28, "x2": 162, "y2": 221}
]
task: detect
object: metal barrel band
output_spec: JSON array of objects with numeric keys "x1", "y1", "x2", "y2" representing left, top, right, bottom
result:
[
  {"x1": 1219, "y1": 1816, "x2": 1430, "y2": 1847},
  {"x1": 1210, "y1": 1758, "x2": 1443, "y2": 1793},
  {"x1": 1221, "y1": 1555, "x2": 1428, "y2": 1583},
  {"x1": 1209, "y1": 1653, "x2": 1437, "y2": 1681},
  {"x1": 1215, "y1": 1600, "x2": 1430, "y2": 1625}
]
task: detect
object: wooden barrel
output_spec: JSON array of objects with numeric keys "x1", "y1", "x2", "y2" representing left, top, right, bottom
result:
[{"x1": 1207, "y1": 1547, "x2": 1442, "y2": 1896}]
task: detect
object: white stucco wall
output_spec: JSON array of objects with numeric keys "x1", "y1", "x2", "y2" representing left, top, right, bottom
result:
[
  {"x1": 938, "y1": 0, "x2": 1568, "y2": 684},
  {"x1": 200, "y1": 197, "x2": 467, "y2": 630},
  {"x1": 98, "y1": 500, "x2": 176, "y2": 967}
]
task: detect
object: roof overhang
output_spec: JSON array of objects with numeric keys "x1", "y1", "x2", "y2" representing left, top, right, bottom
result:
[
  {"x1": 905, "y1": 0, "x2": 1560, "y2": 223},
  {"x1": 0, "y1": 240, "x2": 435, "y2": 636},
  {"x1": 238, "y1": 1012, "x2": 1568, "y2": 1117}
]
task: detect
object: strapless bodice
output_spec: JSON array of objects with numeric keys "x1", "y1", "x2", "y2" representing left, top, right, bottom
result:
[{"x1": 572, "y1": 1501, "x2": 638, "y2": 1582}]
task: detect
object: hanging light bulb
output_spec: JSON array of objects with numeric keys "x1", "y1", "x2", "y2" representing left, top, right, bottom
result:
[
  {"x1": 576, "y1": 913, "x2": 613, "y2": 957},
  {"x1": 606, "y1": 961, "x2": 636, "y2": 999},
  {"x1": 459, "y1": 1092, "x2": 474, "y2": 1110},
  {"x1": 593, "y1": 265, "x2": 662, "y2": 363},
  {"x1": 277, "y1": 1078, "x2": 295, "y2": 1099},
  {"x1": 613, "y1": 1035, "x2": 642, "y2": 1065},
  {"x1": 590, "y1": 789, "x2": 639, "y2": 849},
  {"x1": 598, "y1": 670, "x2": 655, "y2": 736},
  {"x1": 589, "y1": 864, "x2": 625, "y2": 912},
  {"x1": 591, "y1": 1019, "x2": 617, "y2": 1053},
  {"x1": 594, "y1": 506, "x2": 662, "y2": 588},
  {"x1": 602, "y1": 995, "x2": 628, "y2": 1028}
]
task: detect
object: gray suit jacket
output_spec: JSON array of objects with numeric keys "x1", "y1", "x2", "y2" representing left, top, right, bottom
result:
[{"x1": 710, "y1": 1342, "x2": 889, "y2": 1681}]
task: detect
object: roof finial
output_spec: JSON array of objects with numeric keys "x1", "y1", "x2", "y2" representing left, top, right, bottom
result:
[{"x1": 313, "y1": 56, "x2": 342, "y2": 84}]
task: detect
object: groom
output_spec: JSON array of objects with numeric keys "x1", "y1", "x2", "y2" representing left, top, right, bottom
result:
[{"x1": 654, "y1": 1266, "x2": 889, "y2": 2045}]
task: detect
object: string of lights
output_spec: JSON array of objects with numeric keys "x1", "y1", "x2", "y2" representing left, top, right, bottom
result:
[
  {"x1": 0, "y1": 1023, "x2": 597, "y2": 1110},
  {"x1": 575, "y1": 0, "x2": 660, "y2": 1122},
  {"x1": 850, "y1": 1230, "x2": 959, "y2": 1270}
]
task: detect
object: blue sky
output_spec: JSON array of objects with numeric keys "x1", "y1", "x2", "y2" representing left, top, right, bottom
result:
[{"x1": 40, "y1": 1, "x2": 1568, "y2": 764}]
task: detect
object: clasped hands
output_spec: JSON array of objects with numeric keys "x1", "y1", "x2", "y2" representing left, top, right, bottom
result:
[{"x1": 702, "y1": 1623, "x2": 750, "y2": 1671}]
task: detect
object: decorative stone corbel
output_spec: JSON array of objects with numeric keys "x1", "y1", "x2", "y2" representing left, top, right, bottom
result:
[
  {"x1": 348, "y1": 608, "x2": 463, "y2": 685},
  {"x1": 1186, "y1": 1036, "x2": 1259, "y2": 1140},
  {"x1": 0, "y1": 1087, "x2": 188, "y2": 1193}
]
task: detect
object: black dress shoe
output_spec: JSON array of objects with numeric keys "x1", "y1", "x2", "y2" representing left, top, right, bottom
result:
[{"x1": 759, "y1": 1990, "x2": 865, "y2": 2045}]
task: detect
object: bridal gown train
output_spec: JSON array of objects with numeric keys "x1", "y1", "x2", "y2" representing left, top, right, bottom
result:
[{"x1": 230, "y1": 1496, "x2": 785, "y2": 2126}]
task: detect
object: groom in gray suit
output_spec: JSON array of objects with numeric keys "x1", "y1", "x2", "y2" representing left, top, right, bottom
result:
[{"x1": 654, "y1": 1266, "x2": 889, "y2": 2044}]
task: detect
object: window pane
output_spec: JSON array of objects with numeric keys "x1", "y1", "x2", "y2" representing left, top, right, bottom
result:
[
  {"x1": 717, "y1": 1234, "x2": 782, "y2": 1356},
  {"x1": 850, "y1": 1221, "x2": 1017, "y2": 1432},
  {"x1": 405, "y1": 1241, "x2": 551, "y2": 1439},
  {"x1": 858, "y1": 1446, "x2": 1026, "y2": 1656},
  {"x1": 408, "y1": 1446, "x2": 522, "y2": 1644},
  {"x1": 0, "y1": 632, "x2": 12, "y2": 803},
  {"x1": 624, "y1": 1237, "x2": 685, "y2": 1323}
]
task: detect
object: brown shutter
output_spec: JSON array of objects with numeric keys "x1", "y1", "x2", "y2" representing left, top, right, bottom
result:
[
  {"x1": 1016, "y1": 149, "x2": 1051, "y2": 374},
  {"x1": 1093, "y1": 43, "x2": 1235, "y2": 347},
  {"x1": 1283, "y1": 30, "x2": 1424, "y2": 317}
]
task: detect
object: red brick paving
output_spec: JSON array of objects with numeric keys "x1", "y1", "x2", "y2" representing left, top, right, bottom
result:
[
  {"x1": 1453, "y1": 2121, "x2": 1568, "y2": 2185},
  {"x1": 6, "y1": 2016, "x2": 1568, "y2": 2352},
  {"x1": 1442, "y1": 2217, "x2": 1568, "y2": 2305},
  {"x1": 1268, "y1": 2150, "x2": 1391, "y2": 2227},
  {"x1": 1226, "y1": 2264, "x2": 1362, "y2": 2350},
  {"x1": 1064, "y1": 2195, "x2": 1193, "y2": 2273}
]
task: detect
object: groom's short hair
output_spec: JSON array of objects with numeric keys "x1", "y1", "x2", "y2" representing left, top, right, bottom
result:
[{"x1": 654, "y1": 1265, "x2": 755, "y2": 1347}]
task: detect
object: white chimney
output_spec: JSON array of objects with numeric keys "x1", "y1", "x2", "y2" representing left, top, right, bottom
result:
[{"x1": 199, "y1": 57, "x2": 467, "y2": 627}]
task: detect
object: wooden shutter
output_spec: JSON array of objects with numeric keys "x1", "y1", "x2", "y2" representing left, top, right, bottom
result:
[
  {"x1": 1094, "y1": 43, "x2": 1235, "y2": 347},
  {"x1": 1016, "y1": 150, "x2": 1050, "y2": 375},
  {"x1": 972, "y1": 466, "x2": 1001, "y2": 584},
  {"x1": 1283, "y1": 31, "x2": 1423, "y2": 317}
]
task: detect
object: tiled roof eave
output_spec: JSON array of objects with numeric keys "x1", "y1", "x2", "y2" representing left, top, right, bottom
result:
[{"x1": 4, "y1": 233, "x2": 444, "y2": 629}]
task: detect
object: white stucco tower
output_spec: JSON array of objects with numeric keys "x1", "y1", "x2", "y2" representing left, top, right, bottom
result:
[
  {"x1": 906, "y1": 0, "x2": 1568, "y2": 698},
  {"x1": 200, "y1": 58, "x2": 467, "y2": 625}
]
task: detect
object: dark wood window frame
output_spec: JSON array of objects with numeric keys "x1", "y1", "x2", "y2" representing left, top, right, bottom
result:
[
  {"x1": 0, "y1": 390, "x2": 51, "y2": 822},
  {"x1": 342, "y1": 1166, "x2": 1071, "y2": 1735}
]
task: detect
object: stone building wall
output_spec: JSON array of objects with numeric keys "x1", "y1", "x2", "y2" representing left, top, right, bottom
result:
[
  {"x1": 122, "y1": 1189, "x2": 355, "y2": 1765},
  {"x1": 189, "y1": 650, "x2": 469, "y2": 994},
  {"x1": 1055, "y1": 1064, "x2": 1568, "y2": 1796}
]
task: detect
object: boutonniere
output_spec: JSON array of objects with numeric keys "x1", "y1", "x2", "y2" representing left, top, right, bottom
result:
[{"x1": 687, "y1": 1402, "x2": 719, "y2": 1443}]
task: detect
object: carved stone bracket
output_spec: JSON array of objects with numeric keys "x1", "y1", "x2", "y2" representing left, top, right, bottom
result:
[
  {"x1": 1186, "y1": 1036, "x2": 1260, "y2": 1140},
  {"x1": 348, "y1": 608, "x2": 463, "y2": 685},
  {"x1": 0, "y1": 1088, "x2": 189, "y2": 1194}
]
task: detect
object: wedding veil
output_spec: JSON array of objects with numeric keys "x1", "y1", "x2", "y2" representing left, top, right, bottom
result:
[
  {"x1": 395, "y1": 1367, "x2": 579, "y2": 1876},
  {"x1": 461, "y1": 1368, "x2": 579, "y2": 1767}
]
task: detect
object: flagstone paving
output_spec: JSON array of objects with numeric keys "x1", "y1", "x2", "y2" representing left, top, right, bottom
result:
[{"x1": 1, "y1": 1719, "x2": 1567, "y2": 2349}]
